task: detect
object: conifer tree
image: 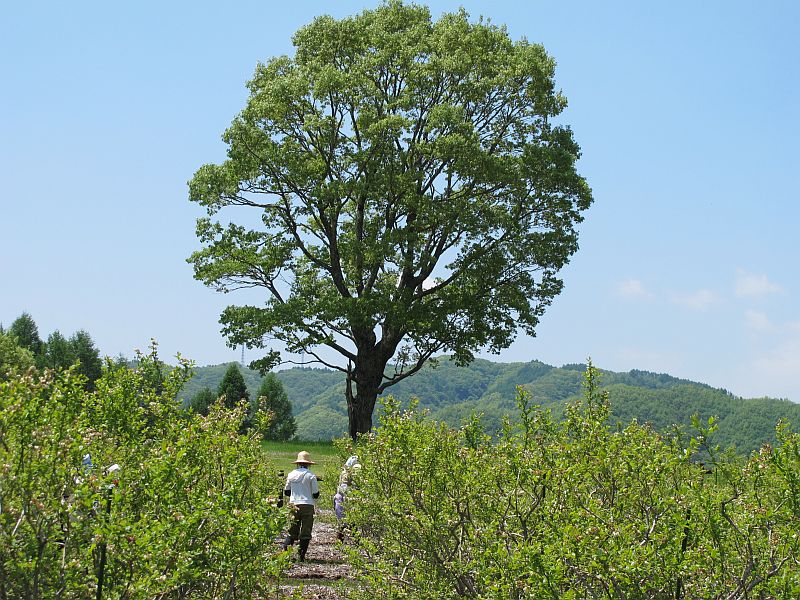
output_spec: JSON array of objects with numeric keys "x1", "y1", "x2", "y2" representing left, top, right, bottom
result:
[
  {"x1": 69, "y1": 330, "x2": 102, "y2": 390},
  {"x1": 253, "y1": 373, "x2": 296, "y2": 441},
  {"x1": 43, "y1": 330, "x2": 75, "y2": 370},
  {"x1": 217, "y1": 363, "x2": 249, "y2": 409},
  {"x1": 9, "y1": 312, "x2": 43, "y2": 358},
  {"x1": 188, "y1": 387, "x2": 218, "y2": 416}
]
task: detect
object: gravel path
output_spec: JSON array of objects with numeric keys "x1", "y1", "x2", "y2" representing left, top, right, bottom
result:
[{"x1": 276, "y1": 509, "x2": 352, "y2": 599}]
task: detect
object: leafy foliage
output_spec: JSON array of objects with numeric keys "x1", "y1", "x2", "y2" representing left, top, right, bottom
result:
[
  {"x1": 252, "y1": 373, "x2": 297, "y2": 441},
  {"x1": 179, "y1": 362, "x2": 264, "y2": 406},
  {"x1": 7, "y1": 312, "x2": 43, "y2": 357},
  {"x1": 0, "y1": 344, "x2": 287, "y2": 598},
  {"x1": 343, "y1": 365, "x2": 800, "y2": 598},
  {"x1": 188, "y1": 0, "x2": 592, "y2": 437},
  {"x1": 186, "y1": 386, "x2": 218, "y2": 416},
  {"x1": 176, "y1": 358, "x2": 800, "y2": 451},
  {"x1": 67, "y1": 330, "x2": 103, "y2": 391},
  {"x1": 0, "y1": 331, "x2": 35, "y2": 380},
  {"x1": 270, "y1": 367, "x2": 343, "y2": 415},
  {"x1": 216, "y1": 363, "x2": 249, "y2": 409},
  {"x1": 295, "y1": 404, "x2": 349, "y2": 443},
  {"x1": 4, "y1": 314, "x2": 103, "y2": 390},
  {"x1": 42, "y1": 330, "x2": 74, "y2": 370}
]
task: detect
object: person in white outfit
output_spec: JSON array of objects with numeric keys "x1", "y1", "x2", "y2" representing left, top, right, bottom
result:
[
  {"x1": 281, "y1": 450, "x2": 319, "y2": 561},
  {"x1": 333, "y1": 455, "x2": 361, "y2": 541}
]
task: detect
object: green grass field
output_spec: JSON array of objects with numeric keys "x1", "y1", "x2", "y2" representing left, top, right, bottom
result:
[{"x1": 261, "y1": 440, "x2": 347, "y2": 505}]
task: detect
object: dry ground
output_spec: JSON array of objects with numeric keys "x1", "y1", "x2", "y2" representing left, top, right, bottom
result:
[{"x1": 274, "y1": 509, "x2": 353, "y2": 599}]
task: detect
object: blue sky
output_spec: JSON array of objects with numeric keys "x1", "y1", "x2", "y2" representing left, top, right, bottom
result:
[{"x1": 1, "y1": 1, "x2": 798, "y2": 401}]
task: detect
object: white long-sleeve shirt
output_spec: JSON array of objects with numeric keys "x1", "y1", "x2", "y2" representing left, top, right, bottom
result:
[{"x1": 284, "y1": 467, "x2": 319, "y2": 506}]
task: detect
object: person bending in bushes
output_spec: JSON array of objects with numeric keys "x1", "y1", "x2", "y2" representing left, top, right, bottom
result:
[
  {"x1": 333, "y1": 454, "x2": 361, "y2": 541},
  {"x1": 282, "y1": 450, "x2": 320, "y2": 561}
]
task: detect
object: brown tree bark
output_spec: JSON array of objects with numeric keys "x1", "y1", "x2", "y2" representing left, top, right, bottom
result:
[{"x1": 346, "y1": 334, "x2": 395, "y2": 440}]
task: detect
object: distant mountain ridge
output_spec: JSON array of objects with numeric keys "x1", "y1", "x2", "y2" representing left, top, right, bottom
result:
[{"x1": 179, "y1": 358, "x2": 800, "y2": 454}]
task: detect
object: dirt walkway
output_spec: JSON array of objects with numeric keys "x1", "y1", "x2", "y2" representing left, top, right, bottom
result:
[{"x1": 276, "y1": 509, "x2": 352, "y2": 599}]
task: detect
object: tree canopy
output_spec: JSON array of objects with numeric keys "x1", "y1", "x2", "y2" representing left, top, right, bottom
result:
[
  {"x1": 252, "y1": 373, "x2": 296, "y2": 441},
  {"x1": 43, "y1": 330, "x2": 74, "y2": 371},
  {"x1": 8, "y1": 312, "x2": 43, "y2": 357},
  {"x1": 217, "y1": 363, "x2": 249, "y2": 409},
  {"x1": 188, "y1": 1, "x2": 592, "y2": 437},
  {"x1": 0, "y1": 331, "x2": 35, "y2": 379},
  {"x1": 187, "y1": 387, "x2": 218, "y2": 416},
  {"x1": 69, "y1": 330, "x2": 103, "y2": 391}
]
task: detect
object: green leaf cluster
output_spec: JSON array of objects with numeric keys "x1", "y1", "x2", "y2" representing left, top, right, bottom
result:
[
  {"x1": 0, "y1": 344, "x2": 287, "y2": 598},
  {"x1": 0, "y1": 330, "x2": 35, "y2": 379},
  {"x1": 343, "y1": 365, "x2": 800, "y2": 598}
]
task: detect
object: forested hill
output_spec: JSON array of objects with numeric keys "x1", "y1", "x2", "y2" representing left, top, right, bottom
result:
[{"x1": 179, "y1": 358, "x2": 799, "y2": 454}]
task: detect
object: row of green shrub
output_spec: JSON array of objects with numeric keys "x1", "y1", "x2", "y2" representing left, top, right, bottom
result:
[
  {"x1": 0, "y1": 345, "x2": 287, "y2": 599},
  {"x1": 6, "y1": 348, "x2": 800, "y2": 598},
  {"x1": 343, "y1": 366, "x2": 800, "y2": 598}
]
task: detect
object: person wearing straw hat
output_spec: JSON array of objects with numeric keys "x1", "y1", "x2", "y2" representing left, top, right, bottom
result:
[{"x1": 281, "y1": 450, "x2": 319, "y2": 561}]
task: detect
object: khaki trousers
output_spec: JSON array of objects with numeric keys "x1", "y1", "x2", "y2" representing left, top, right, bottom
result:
[{"x1": 288, "y1": 503, "x2": 315, "y2": 540}]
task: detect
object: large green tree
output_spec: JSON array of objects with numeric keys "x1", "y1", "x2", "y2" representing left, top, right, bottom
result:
[{"x1": 188, "y1": 1, "x2": 592, "y2": 438}]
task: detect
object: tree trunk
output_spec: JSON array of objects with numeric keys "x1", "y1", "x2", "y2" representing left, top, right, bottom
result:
[
  {"x1": 346, "y1": 349, "x2": 386, "y2": 440},
  {"x1": 347, "y1": 392, "x2": 377, "y2": 441}
]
